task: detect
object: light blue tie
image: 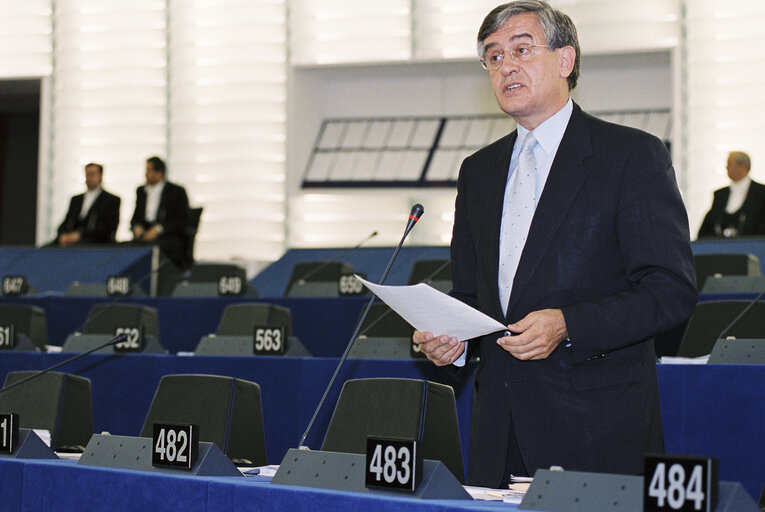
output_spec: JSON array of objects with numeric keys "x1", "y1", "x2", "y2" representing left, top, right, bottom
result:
[{"x1": 498, "y1": 132, "x2": 537, "y2": 315}]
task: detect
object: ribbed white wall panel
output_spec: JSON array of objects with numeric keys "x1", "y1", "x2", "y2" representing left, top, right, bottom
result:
[
  {"x1": 0, "y1": 0, "x2": 53, "y2": 78},
  {"x1": 684, "y1": 0, "x2": 765, "y2": 236},
  {"x1": 167, "y1": 0, "x2": 287, "y2": 262}
]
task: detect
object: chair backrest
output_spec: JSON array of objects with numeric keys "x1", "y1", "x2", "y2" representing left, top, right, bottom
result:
[
  {"x1": 0, "y1": 304, "x2": 48, "y2": 349},
  {"x1": 407, "y1": 258, "x2": 452, "y2": 293},
  {"x1": 184, "y1": 207, "x2": 203, "y2": 268},
  {"x1": 358, "y1": 303, "x2": 413, "y2": 339},
  {"x1": 693, "y1": 253, "x2": 760, "y2": 291},
  {"x1": 321, "y1": 378, "x2": 464, "y2": 483},
  {"x1": 0, "y1": 371, "x2": 93, "y2": 451},
  {"x1": 216, "y1": 303, "x2": 293, "y2": 337},
  {"x1": 676, "y1": 301, "x2": 765, "y2": 357},
  {"x1": 140, "y1": 374, "x2": 267, "y2": 466},
  {"x1": 81, "y1": 303, "x2": 160, "y2": 340},
  {"x1": 283, "y1": 261, "x2": 354, "y2": 297}
]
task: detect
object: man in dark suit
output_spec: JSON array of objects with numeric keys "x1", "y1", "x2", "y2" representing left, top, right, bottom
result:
[
  {"x1": 56, "y1": 163, "x2": 120, "y2": 246},
  {"x1": 413, "y1": 0, "x2": 697, "y2": 488},
  {"x1": 130, "y1": 156, "x2": 190, "y2": 268},
  {"x1": 697, "y1": 151, "x2": 765, "y2": 238}
]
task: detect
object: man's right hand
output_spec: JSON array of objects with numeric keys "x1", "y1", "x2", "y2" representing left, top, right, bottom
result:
[{"x1": 412, "y1": 331, "x2": 465, "y2": 367}]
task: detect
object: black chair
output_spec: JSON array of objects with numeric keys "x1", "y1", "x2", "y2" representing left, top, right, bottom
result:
[
  {"x1": 407, "y1": 258, "x2": 452, "y2": 293},
  {"x1": 349, "y1": 303, "x2": 419, "y2": 360},
  {"x1": 0, "y1": 304, "x2": 48, "y2": 350},
  {"x1": 693, "y1": 253, "x2": 760, "y2": 292},
  {"x1": 321, "y1": 378, "x2": 464, "y2": 483},
  {"x1": 62, "y1": 303, "x2": 164, "y2": 354},
  {"x1": 0, "y1": 371, "x2": 93, "y2": 452},
  {"x1": 284, "y1": 261, "x2": 354, "y2": 297},
  {"x1": 195, "y1": 303, "x2": 310, "y2": 356},
  {"x1": 170, "y1": 262, "x2": 258, "y2": 297},
  {"x1": 140, "y1": 374, "x2": 267, "y2": 466},
  {"x1": 184, "y1": 206, "x2": 203, "y2": 269},
  {"x1": 676, "y1": 301, "x2": 765, "y2": 358}
]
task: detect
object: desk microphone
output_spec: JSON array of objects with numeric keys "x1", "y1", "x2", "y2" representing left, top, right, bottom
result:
[
  {"x1": 0, "y1": 332, "x2": 127, "y2": 395},
  {"x1": 293, "y1": 230, "x2": 378, "y2": 286},
  {"x1": 297, "y1": 204, "x2": 424, "y2": 449}
]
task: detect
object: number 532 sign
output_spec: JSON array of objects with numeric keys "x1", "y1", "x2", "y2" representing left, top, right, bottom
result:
[{"x1": 644, "y1": 454, "x2": 718, "y2": 512}]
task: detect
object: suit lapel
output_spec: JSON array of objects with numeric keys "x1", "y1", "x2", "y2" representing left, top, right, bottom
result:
[{"x1": 505, "y1": 104, "x2": 594, "y2": 319}]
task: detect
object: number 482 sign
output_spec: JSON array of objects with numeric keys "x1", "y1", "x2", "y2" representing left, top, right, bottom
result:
[{"x1": 644, "y1": 454, "x2": 718, "y2": 512}]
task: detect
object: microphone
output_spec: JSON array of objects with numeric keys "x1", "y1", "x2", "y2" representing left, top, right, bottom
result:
[
  {"x1": 293, "y1": 230, "x2": 378, "y2": 286},
  {"x1": 0, "y1": 332, "x2": 127, "y2": 395},
  {"x1": 297, "y1": 204, "x2": 424, "y2": 449}
]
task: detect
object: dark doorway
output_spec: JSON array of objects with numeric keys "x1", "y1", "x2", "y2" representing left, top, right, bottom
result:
[{"x1": 0, "y1": 79, "x2": 40, "y2": 245}]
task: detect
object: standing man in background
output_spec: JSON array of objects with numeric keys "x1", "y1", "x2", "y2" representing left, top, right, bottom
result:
[
  {"x1": 698, "y1": 151, "x2": 765, "y2": 238},
  {"x1": 55, "y1": 162, "x2": 120, "y2": 246},
  {"x1": 130, "y1": 156, "x2": 190, "y2": 268},
  {"x1": 413, "y1": 0, "x2": 697, "y2": 488}
]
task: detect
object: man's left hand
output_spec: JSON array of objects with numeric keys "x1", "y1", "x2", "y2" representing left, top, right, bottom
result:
[{"x1": 497, "y1": 308, "x2": 568, "y2": 360}]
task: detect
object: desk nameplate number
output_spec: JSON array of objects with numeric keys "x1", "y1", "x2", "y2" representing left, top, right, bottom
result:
[
  {"x1": 253, "y1": 326, "x2": 285, "y2": 355},
  {"x1": 152, "y1": 423, "x2": 198, "y2": 470},
  {"x1": 0, "y1": 325, "x2": 15, "y2": 350},
  {"x1": 365, "y1": 437, "x2": 421, "y2": 492},
  {"x1": 106, "y1": 275, "x2": 131, "y2": 296},
  {"x1": 2, "y1": 276, "x2": 28, "y2": 296},
  {"x1": 114, "y1": 327, "x2": 143, "y2": 352},
  {"x1": 0, "y1": 413, "x2": 19, "y2": 453},
  {"x1": 644, "y1": 454, "x2": 718, "y2": 512},
  {"x1": 218, "y1": 276, "x2": 244, "y2": 296},
  {"x1": 338, "y1": 273, "x2": 365, "y2": 296}
]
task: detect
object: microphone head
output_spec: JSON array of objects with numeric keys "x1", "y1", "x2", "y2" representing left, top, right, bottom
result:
[{"x1": 409, "y1": 204, "x2": 424, "y2": 222}]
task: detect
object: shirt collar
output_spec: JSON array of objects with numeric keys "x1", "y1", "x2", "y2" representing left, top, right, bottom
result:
[{"x1": 516, "y1": 98, "x2": 573, "y2": 154}]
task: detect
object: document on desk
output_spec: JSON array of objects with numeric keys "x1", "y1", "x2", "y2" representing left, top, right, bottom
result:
[{"x1": 356, "y1": 276, "x2": 506, "y2": 341}]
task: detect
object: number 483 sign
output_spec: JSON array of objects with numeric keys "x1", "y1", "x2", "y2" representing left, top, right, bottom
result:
[
  {"x1": 365, "y1": 437, "x2": 422, "y2": 492},
  {"x1": 644, "y1": 454, "x2": 718, "y2": 512}
]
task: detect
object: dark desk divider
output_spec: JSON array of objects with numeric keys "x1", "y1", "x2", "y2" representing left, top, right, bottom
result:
[
  {"x1": 9, "y1": 334, "x2": 39, "y2": 352},
  {"x1": 78, "y1": 434, "x2": 242, "y2": 477},
  {"x1": 272, "y1": 449, "x2": 470, "y2": 500},
  {"x1": 62, "y1": 333, "x2": 166, "y2": 354},
  {"x1": 709, "y1": 338, "x2": 765, "y2": 364},
  {"x1": 348, "y1": 337, "x2": 414, "y2": 359},
  {"x1": 702, "y1": 275, "x2": 765, "y2": 293},
  {"x1": 194, "y1": 335, "x2": 311, "y2": 357},
  {"x1": 0, "y1": 304, "x2": 48, "y2": 349},
  {"x1": 0, "y1": 429, "x2": 57, "y2": 460},
  {"x1": 518, "y1": 469, "x2": 759, "y2": 512}
]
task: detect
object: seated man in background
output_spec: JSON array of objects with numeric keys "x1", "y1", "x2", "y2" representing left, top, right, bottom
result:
[
  {"x1": 130, "y1": 156, "x2": 191, "y2": 268},
  {"x1": 698, "y1": 151, "x2": 765, "y2": 238},
  {"x1": 55, "y1": 162, "x2": 121, "y2": 246}
]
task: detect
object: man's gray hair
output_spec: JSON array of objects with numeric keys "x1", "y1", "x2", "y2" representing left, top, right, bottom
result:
[{"x1": 477, "y1": 0, "x2": 580, "y2": 90}]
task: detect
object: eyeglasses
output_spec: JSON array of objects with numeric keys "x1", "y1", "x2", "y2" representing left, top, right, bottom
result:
[{"x1": 480, "y1": 44, "x2": 551, "y2": 70}]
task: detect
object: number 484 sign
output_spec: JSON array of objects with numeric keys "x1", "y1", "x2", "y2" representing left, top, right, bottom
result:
[{"x1": 644, "y1": 454, "x2": 718, "y2": 512}]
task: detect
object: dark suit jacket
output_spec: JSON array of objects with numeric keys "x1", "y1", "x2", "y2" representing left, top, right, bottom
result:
[
  {"x1": 57, "y1": 189, "x2": 121, "y2": 244},
  {"x1": 451, "y1": 103, "x2": 697, "y2": 487},
  {"x1": 130, "y1": 181, "x2": 190, "y2": 266},
  {"x1": 697, "y1": 180, "x2": 765, "y2": 238}
]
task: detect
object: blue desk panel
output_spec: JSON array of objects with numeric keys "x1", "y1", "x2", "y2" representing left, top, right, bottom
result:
[
  {"x1": 252, "y1": 246, "x2": 451, "y2": 298},
  {"x1": 0, "y1": 458, "x2": 513, "y2": 512},
  {"x1": 0, "y1": 246, "x2": 154, "y2": 294},
  {"x1": 0, "y1": 295, "x2": 368, "y2": 355},
  {"x1": 0, "y1": 353, "x2": 762, "y2": 499}
]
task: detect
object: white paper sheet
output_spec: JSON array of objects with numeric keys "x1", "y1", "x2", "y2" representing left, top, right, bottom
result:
[{"x1": 356, "y1": 276, "x2": 506, "y2": 341}]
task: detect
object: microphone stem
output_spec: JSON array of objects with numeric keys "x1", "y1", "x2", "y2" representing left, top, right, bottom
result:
[
  {"x1": 0, "y1": 333, "x2": 126, "y2": 395},
  {"x1": 297, "y1": 228, "x2": 409, "y2": 449}
]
